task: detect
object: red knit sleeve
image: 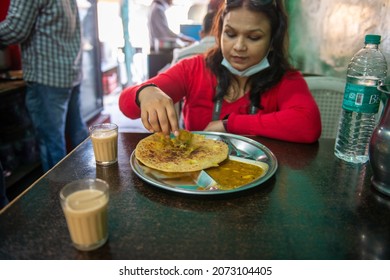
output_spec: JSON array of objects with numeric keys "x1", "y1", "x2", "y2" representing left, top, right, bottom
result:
[
  {"x1": 119, "y1": 56, "x2": 203, "y2": 120},
  {"x1": 118, "y1": 83, "x2": 142, "y2": 119},
  {"x1": 228, "y1": 72, "x2": 322, "y2": 143}
]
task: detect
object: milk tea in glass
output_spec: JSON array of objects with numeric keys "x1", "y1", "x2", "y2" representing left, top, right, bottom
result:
[
  {"x1": 60, "y1": 178, "x2": 109, "y2": 251},
  {"x1": 90, "y1": 123, "x2": 118, "y2": 166}
]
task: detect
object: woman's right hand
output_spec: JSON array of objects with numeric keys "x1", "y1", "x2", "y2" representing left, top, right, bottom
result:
[{"x1": 138, "y1": 86, "x2": 180, "y2": 137}]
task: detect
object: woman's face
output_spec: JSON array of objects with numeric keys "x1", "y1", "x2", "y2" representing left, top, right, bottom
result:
[{"x1": 221, "y1": 7, "x2": 272, "y2": 71}]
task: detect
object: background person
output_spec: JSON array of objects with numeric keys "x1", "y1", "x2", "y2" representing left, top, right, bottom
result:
[
  {"x1": 0, "y1": 0, "x2": 89, "y2": 172},
  {"x1": 148, "y1": 0, "x2": 195, "y2": 50},
  {"x1": 119, "y1": 0, "x2": 321, "y2": 144},
  {"x1": 0, "y1": 162, "x2": 9, "y2": 210},
  {"x1": 0, "y1": 0, "x2": 21, "y2": 70},
  {"x1": 171, "y1": 10, "x2": 217, "y2": 65}
]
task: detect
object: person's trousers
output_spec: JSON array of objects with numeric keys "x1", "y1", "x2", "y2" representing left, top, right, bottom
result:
[
  {"x1": 0, "y1": 161, "x2": 9, "y2": 209},
  {"x1": 25, "y1": 82, "x2": 89, "y2": 172}
]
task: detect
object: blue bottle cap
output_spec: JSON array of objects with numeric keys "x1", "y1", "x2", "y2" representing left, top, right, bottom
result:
[{"x1": 365, "y1": 34, "x2": 381, "y2": 44}]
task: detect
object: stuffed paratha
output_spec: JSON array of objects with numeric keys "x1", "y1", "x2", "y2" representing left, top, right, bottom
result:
[{"x1": 135, "y1": 131, "x2": 229, "y2": 172}]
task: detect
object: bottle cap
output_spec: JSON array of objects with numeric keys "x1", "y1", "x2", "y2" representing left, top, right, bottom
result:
[{"x1": 365, "y1": 34, "x2": 381, "y2": 44}]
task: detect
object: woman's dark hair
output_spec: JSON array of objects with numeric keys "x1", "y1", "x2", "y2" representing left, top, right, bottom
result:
[
  {"x1": 205, "y1": 0, "x2": 293, "y2": 109},
  {"x1": 202, "y1": 11, "x2": 217, "y2": 35}
]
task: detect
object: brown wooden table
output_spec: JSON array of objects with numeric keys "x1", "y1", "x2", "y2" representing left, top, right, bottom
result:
[{"x1": 1, "y1": 133, "x2": 389, "y2": 260}]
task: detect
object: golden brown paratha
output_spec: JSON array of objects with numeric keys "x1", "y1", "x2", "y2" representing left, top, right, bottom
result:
[{"x1": 135, "y1": 131, "x2": 229, "y2": 172}]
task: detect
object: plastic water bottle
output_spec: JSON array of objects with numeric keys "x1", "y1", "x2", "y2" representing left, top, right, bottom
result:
[{"x1": 334, "y1": 34, "x2": 388, "y2": 164}]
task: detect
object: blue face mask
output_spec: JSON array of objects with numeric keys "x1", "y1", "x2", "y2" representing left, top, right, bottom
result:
[{"x1": 221, "y1": 55, "x2": 270, "y2": 77}]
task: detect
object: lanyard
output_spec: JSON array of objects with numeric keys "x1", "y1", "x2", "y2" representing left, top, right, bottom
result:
[{"x1": 212, "y1": 98, "x2": 258, "y2": 121}]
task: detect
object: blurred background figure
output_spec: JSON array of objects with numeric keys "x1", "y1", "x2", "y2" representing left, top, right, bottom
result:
[
  {"x1": 148, "y1": 0, "x2": 195, "y2": 51},
  {"x1": 187, "y1": 2, "x2": 207, "y2": 23},
  {"x1": 0, "y1": 162, "x2": 9, "y2": 210},
  {"x1": 208, "y1": 0, "x2": 224, "y2": 12},
  {"x1": 0, "y1": 0, "x2": 22, "y2": 70},
  {"x1": 171, "y1": 10, "x2": 217, "y2": 64},
  {"x1": 0, "y1": 0, "x2": 89, "y2": 172}
]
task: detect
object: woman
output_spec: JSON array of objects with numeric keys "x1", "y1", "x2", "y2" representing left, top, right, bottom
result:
[{"x1": 119, "y1": 0, "x2": 321, "y2": 143}]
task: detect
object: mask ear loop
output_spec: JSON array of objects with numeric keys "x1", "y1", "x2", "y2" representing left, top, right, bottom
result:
[{"x1": 265, "y1": 39, "x2": 273, "y2": 56}]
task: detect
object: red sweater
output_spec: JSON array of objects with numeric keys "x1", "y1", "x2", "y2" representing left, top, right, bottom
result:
[{"x1": 119, "y1": 55, "x2": 321, "y2": 143}]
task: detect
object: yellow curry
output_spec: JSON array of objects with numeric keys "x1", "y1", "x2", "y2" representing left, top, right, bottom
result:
[{"x1": 205, "y1": 159, "x2": 265, "y2": 190}]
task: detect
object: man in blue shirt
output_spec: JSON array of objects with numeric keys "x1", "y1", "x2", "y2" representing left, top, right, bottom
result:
[{"x1": 0, "y1": 0, "x2": 89, "y2": 172}]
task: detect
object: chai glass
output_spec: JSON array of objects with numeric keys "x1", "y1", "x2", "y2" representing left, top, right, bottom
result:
[
  {"x1": 89, "y1": 123, "x2": 118, "y2": 166},
  {"x1": 60, "y1": 178, "x2": 109, "y2": 251}
]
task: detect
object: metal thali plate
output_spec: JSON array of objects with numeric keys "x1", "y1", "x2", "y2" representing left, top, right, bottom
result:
[{"x1": 130, "y1": 132, "x2": 278, "y2": 195}]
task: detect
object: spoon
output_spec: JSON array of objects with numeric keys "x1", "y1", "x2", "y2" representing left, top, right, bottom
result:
[{"x1": 219, "y1": 135, "x2": 255, "y2": 160}]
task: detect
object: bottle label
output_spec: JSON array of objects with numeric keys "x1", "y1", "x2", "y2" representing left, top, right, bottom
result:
[{"x1": 342, "y1": 83, "x2": 381, "y2": 113}]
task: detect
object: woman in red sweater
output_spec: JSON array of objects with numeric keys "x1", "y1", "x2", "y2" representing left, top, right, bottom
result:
[{"x1": 119, "y1": 0, "x2": 321, "y2": 143}]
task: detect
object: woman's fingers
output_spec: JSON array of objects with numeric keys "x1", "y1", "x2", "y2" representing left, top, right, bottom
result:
[
  {"x1": 140, "y1": 95, "x2": 179, "y2": 135},
  {"x1": 166, "y1": 105, "x2": 180, "y2": 136},
  {"x1": 141, "y1": 109, "x2": 155, "y2": 133}
]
